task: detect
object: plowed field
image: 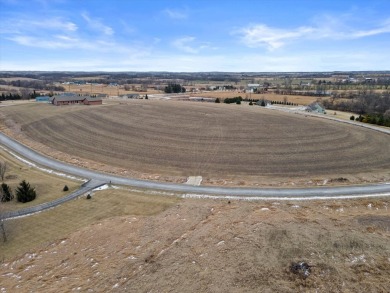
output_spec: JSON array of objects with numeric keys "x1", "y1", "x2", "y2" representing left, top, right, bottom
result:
[{"x1": 1, "y1": 100, "x2": 389, "y2": 186}]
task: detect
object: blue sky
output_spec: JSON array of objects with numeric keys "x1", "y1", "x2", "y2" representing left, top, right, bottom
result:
[{"x1": 1, "y1": 0, "x2": 390, "y2": 72}]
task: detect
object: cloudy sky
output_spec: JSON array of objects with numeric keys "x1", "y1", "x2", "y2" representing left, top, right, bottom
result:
[{"x1": 1, "y1": 0, "x2": 390, "y2": 72}]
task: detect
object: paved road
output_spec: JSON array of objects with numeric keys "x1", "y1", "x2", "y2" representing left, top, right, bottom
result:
[
  {"x1": 1, "y1": 132, "x2": 390, "y2": 198},
  {"x1": 0, "y1": 179, "x2": 106, "y2": 220}
]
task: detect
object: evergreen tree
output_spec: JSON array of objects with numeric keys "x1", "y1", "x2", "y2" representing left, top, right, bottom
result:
[
  {"x1": 0, "y1": 183, "x2": 13, "y2": 202},
  {"x1": 215, "y1": 98, "x2": 220, "y2": 103},
  {"x1": 16, "y1": 180, "x2": 37, "y2": 203}
]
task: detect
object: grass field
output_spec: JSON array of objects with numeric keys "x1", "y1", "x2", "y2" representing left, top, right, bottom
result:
[
  {"x1": 0, "y1": 188, "x2": 180, "y2": 260},
  {"x1": 0, "y1": 100, "x2": 389, "y2": 187},
  {"x1": 0, "y1": 196, "x2": 388, "y2": 292},
  {"x1": 0, "y1": 148, "x2": 80, "y2": 211}
]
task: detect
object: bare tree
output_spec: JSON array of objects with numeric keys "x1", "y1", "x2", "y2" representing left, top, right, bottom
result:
[
  {"x1": 19, "y1": 88, "x2": 31, "y2": 100},
  {"x1": 0, "y1": 202, "x2": 7, "y2": 242},
  {"x1": 0, "y1": 219, "x2": 6, "y2": 242},
  {"x1": 0, "y1": 161, "x2": 7, "y2": 181}
]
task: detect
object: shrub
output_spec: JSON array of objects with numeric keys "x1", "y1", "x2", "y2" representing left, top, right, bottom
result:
[
  {"x1": 249, "y1": 101, "x2": 253, "y2": 105},
  {"x1": 350, "y1": 115, "x2": 355, "y2": 120},
  {"x1": 16, "y1": 180, "x2": 37, "y2": 203},
  {"x1": 0, "y1": 183, "x2": 13, "y2": 202},
  {"x1": 63, "y1": 185, "x2": 69, "y2": 191},
  {"x1": 86, "y1": 193, "x2": 92, "y2": 199},
  {"x1": 215, "y1": 98, "x2": 220, "y2": 103}
]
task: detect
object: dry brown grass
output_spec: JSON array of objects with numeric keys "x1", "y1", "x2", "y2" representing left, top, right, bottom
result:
[
  {"x1": 0, "y1": 188, "x2": 180, "y2": 260},
  {"x1": 0, "y1": 196, "x2": 388, "y2": 292},
  {"x1": 191, "y1": 91, "x2": 319, "y2": 105},
  {"x1": 0, "y1": 149, "x2": 80, "y2": 211},
  {"x1": 63, "y1": 84, "x2": 160, "y2": 96},
  {"x1": 1, "y1": 101, "x2": 389, "y2": 187}
]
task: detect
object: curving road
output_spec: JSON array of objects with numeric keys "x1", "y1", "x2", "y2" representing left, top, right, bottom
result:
[
  {"x1": 1, "y1": 132, "x2": 390, "y2": 199},
  {"x1": 0, "y1": 179, "x2": 106, "y2": 220}
]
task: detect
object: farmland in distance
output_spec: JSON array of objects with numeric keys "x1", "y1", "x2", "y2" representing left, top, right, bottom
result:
[{"x1": 1, "y1": 100, "x2": 389, "y2": 186}]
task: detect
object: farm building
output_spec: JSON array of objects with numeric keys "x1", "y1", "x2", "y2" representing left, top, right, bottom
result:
[
  {"x1": 51, "y1": 95, "x2": 102, "y2": 106},
  {"x1": 247, "y1": 84, "x2": 260, "y2": 93},
  {"x1": 35, "y1": 96, "x2": 50, "y2": 102},
  {"x1": 306, "y1": 102, "x2": 326, "y2": 114},
  {"x1": 256, "y1": 99, "x2": 271, "y2": 106},
  {"x1": 52, "y1": 96, "x2": 85, "y2": 106},
  {"x1": 122, "y1": 94, "x2": 140, "y2": 99},
  {"x1": 84, "y1": 96, "x2": 103, "y2": 105}
]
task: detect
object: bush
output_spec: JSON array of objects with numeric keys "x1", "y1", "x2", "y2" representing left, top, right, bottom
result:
[
  {"x1": 224, "y1": 96, "x2": 242, "y2": 104},
  {"x1": 350, "y1": 115, "x2": 355, "y2": 120},
  {"x1": 16, "y1": 180, "x2": 37, "y2": 203},
  {"x1": 215, "y1": 98, "x2": 220, "y2": 103},
  {"x1": 0, "y1": 183, "x2": 13, "y2": 202},
  {"x1": 63, "y1": 185, "x2": 69, "y2": 191},
  {"x1": 86, "y1": 193, "x2": 92, "y2": 199},
  {"x1": 164, "y1": 83, "x2": 186, "y2": 93},
  {"x1": 249, "y1": 101, "x2": 253, "y2": 105}
]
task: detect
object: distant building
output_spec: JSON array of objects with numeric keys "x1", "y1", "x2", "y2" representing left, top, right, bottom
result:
[
  {"x1": 51, "y1": 95, "x2": 102, "y2": 106},
  {"x1": 255, "y1": 99, "x2": 271, "y2": 106},
  {"x1": 306, "y1": 102, "x2": 326, "y2": 114},
  {"x1": 247, "y1": 83, "x2": 261, "y2": 93},
  {"x1": 83, "y1": 96, "x2": 103, "y2": 105},
  {"x1": 188, "y1": 97, "x2": 215, "y2": 102},
  {"x1": 123, "y1": 94, "x2": 140, "y2": 99},
  {"x1": 35, "y1": 96, "x2": 50, "y2": 102}
]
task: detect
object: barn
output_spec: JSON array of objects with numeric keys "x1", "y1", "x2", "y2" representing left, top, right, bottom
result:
[
  {"x1": 51, "y1": 96, "x2": 102, "y2": 106},
  {"x1": 52, "y1": 96, "x2": 85, "y2": 106},
  {"x1": 83, "y1": 97, "x2": 103, "y2": 105}
]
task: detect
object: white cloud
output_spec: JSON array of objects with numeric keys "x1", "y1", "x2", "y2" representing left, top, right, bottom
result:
[
  {"x1": 163, "y1": 8, "x2": 188, "y2": 19},
  {"x1": 0, "y1": 17, "x2": 77, "y2": 34},
  {"x1": 172, "y1": 36, "x2": 214, "y2": 54},
  {"x1": 81, "y1": 12, "x2": 114, "y2": 35},
  {"x1": 8, "y1": 35, "x2": 93, "y2": 50},
  {"x1": 236, "y1": 18, "x2": 390, "y2": 50},
  {"x1": 237, "y1": 24, "x2": 314, "y2": 50},
  {"x1": 172, "y1": 36, "x2": 198, "y2": 53}
]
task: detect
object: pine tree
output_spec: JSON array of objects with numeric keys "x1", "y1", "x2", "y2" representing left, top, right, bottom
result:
[
  {"x1": 16, "y1": 180, "x2": 37, "y2": 203},
  {"x1": 0, "y1": 183, "x2": 13, "y2": 202}
]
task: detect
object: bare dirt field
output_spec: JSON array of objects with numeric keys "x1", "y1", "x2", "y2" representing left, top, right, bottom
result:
[
  {"x1": 1, "y1": 191, "x2": 389, "y2": 292},
  {"x1": 63, "y1": 84, "x2": 160, "y2": 96},
  {"x1": 191, "y1": 91, "x2": 318, "y2": 105},
  {"x1": 0, "y1": 100, "x2": 389, "y2": 187}
]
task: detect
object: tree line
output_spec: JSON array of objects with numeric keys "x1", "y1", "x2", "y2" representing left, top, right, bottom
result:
[
  {"x1": 0, "y1": 91, "x2": 40, "y2": 101},
  {"x1": 0, "y1": 79, "x2": 65, "y2": 92},
  {"x1": 164, "y1": 83, "x2": 186, "y2": 93},
  {"x1": 322, "y1": 90, "x2": 390, "y2": 115}
]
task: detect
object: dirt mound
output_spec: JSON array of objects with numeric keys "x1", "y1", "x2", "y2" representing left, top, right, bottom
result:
[{"x1": 1, "y1": 198, "x2": 389, "y2": 292}]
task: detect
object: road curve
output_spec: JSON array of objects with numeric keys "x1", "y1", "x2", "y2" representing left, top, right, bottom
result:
[
  {"x1": 1, "y1": 132, "x2": 390, "y2": 198},
  {"x1": 0, "y1": 179, "x2": 106, "y2": 220}
]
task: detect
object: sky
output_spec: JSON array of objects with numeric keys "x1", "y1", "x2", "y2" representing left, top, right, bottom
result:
[{"x1": 1, "y1": 0, "x2": 390, "y2": 72}]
